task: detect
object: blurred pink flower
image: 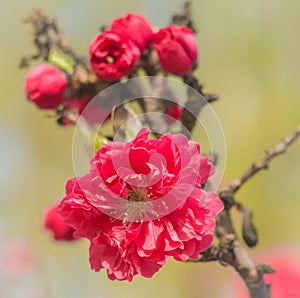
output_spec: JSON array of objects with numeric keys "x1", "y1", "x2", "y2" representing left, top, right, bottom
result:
[
  {"x1": 231, "y1": 247, "x2": 300, "y2": 298},
  {"x1": 0, "y1": 238, "x2": 47, "y2": 298},
  {"x1": 0, "y1": 238, "x2": 37, "y2": 278}
]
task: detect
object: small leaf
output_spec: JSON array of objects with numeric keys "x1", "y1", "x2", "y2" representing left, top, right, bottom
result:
[
  {"x1": 94, "y1": 133, "x2": 109, "y2": 150},
  {"x1": 48, "y1": 48, "x2": 75, "y2": 73}
]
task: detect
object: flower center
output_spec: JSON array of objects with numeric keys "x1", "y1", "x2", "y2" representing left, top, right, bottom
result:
[
  {"x1": 127, "y1": 188, "x2": 150, "y2": 202},
  {"x1": 106, "y1": 55, "x2": 114, "y2": 64}
]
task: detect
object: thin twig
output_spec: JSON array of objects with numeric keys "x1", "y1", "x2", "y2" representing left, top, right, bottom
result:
[
  {"x1": 180, "y1": 74, "x2": 218, "y2": 136},
  {"x1": 21, "y1": 9, "x2": 88, "y2": 69},
  {"x1": 171, "y1": 1, "x2": 197, "y2": 33},
  {"x1": 21, "y1": 9, "x2": 110, "y2": 126},
  {"x1": 206, "y1": 126, "x2": 300, "y2": 298},
  {"x1": 221, "y1": 125, "x2": 300, "y2": 196}
]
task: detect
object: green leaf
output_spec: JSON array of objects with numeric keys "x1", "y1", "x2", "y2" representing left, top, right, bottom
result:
[
  {"x1": 48, "y1": 48, "x2": 75, "y2": 73},
  {"x1": 93, "y1": 134, "x2": 109, "y2": 150}
]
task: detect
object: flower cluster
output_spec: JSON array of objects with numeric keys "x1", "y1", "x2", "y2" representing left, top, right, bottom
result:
[
  {"x1": 49, "y1": 128, "x2": 223, "y2": 281},
  {"x1": 23, "y1": 10, "x2": 223, "y2": 283},
  {"x1": 23, "y1": 13, "x2": 198, "y2": 123},
  {"x1": 89, "y1": 13, "x2": 198, "y2": 81}
]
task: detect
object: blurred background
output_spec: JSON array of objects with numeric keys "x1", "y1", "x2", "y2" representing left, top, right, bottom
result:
[{"x1": 0, "y1": 0, "x2": 300, "y2": 297}]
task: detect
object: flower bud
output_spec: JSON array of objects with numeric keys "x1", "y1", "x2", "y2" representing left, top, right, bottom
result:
[
  {"x1": 89, "y1": 31, "x2": 140, "y2": 82},
  {"x1": 111, "y1": 13, "x2": 154, "y2": 52},
  {"x1": 24, "y1": 64, "x2": 67, "y2": 109},
  {"x1": 154, "y1": 25, "x2": 198, "y2": 75}
]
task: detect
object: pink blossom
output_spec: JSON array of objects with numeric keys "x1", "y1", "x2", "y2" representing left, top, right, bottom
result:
[
  {"x1": 154, "y1": 25, "x2": 198, "y2": 74},
  {"x1": 0, "y1": 238, "x2": 37, "y2": 278},
  {"x1": 58, "y1": 128, "x2": 223, "y2": 281}
]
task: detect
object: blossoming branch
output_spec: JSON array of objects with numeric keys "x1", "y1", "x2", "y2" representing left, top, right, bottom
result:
[{"x1": 20, "y1": 2, "x2": 300, "y2": 298}]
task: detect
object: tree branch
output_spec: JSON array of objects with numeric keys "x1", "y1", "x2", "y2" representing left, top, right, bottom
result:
[
  {"x1": 171, "y1": 1, "x2": 197, "y2": 33},
  {"x1": 21, "y1": 9, "x2": 88, "y2": 69},
  {"x1": 180, "y1": 73, "x2": 218, "y2": 136},
  {"x1": 221, "y1": 125, "x2": 300, "y2": 197},
  {"x1": 200, "y1": 126, "x2": 300, "y2": 297}
]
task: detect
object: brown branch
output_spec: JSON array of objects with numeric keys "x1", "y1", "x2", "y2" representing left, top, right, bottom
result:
[
  {"x1": 21, "y1": 9, "x2": 88, "y2": 69},
  {"x1": 132, "y1": 50, "x2": 165, "y2": 128},
  {"x1": 139, "y1": 50, "x2": 160, "y2": 77},
  {"x1": 21, "y1": 10, "x2": 105, "y2": 93},
  {"x1": 221, "y1": 125, "x2": 300, "y2": 197},
  {"x1": 199, "y1": 126, "x2": 300, "y2": 297},
  {"x1": 180, "y1": 73, "x2": 218, "y2": 136},
  {"x1": 199, "y1": 235, "x2": 274, "y2": 298},
  {"x1": 195, "y1": 211, "x2": 272, "y2": 297},
  {"x1": 124, "y1": 76, "x2": 172, "y2": 135},
  {"x1": 216, "y1": 212, "x2": 273, "y2": 297},
  {"x1": 170, "y1": 3, "x2": 220, "y2": 137},
  {"x1": 22, "y1": 4, "x2": 298, "y2": 298},
  {"x1": 171, "y1": 1, "x2": 197, "y2": 33}
]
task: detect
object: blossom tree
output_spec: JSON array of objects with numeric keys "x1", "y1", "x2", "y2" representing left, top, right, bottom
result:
[{"x1": 20, "y1": 2, "x2": 300, "y2": 297}]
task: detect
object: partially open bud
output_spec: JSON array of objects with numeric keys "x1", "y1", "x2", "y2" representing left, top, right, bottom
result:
[
  {"x1": 24, "y1": 64, "x2": 67, "y2": 109},
  {"x1": 154, "y1": 25, "x2": 198, "y2": 75}
]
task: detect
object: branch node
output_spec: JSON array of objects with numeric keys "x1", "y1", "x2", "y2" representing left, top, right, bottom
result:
[{"x1": 256, "y1": 264, "x2": 276, "y2": 277}]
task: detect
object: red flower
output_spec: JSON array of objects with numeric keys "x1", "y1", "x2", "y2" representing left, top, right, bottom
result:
[
  {"x1": 24, "y1": 64, "x2": 67, "y2": 109},
  {"x1": 44, "y1": 204, "x2": 76, "y2": 241},
  {"x1": 154, "y1": 25, "x2": 198, "y2": 74},
  {"x1": 111, "y1": 13, "x2": 154, "y2": 52},
  {"x1": 89, "y1": 31, "x2": 140, "y2": 82},
  {"x1": 57, "y1": 128, "x2": 223, "y2": 281}
]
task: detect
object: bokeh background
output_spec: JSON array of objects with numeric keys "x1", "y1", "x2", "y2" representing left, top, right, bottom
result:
[{"x1": 1, "y1": 0, "x2": 300, "y2": 297}]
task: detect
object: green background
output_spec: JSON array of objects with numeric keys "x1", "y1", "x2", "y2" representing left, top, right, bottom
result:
[{"x1": 0, "y1": 0, "x2": 299, "y2": 297}]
